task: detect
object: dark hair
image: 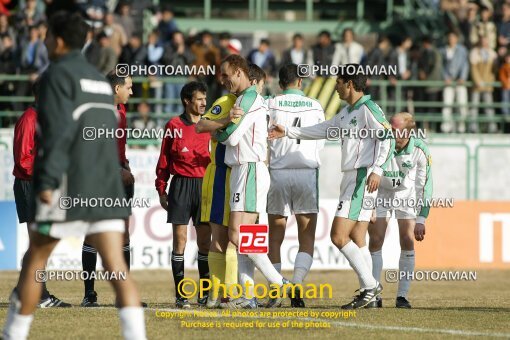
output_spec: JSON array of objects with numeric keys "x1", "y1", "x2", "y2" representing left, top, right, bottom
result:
[
  {"x1": 171, "y1": 30, "x2": 183, "y2": 40},
  {"x1": 180, "y1": 81, "x2": 207, "y2": 106},
  {"x1": 278, "y1": 64, "x2": 300, "y2": 89},
  {"x1": 260, "y1": 38, "x2": 270, "y2": 46},
  {"x1": 48, "y1": 11, "x2": 88, "y2": 50},
  {"x1": 318, "y1": 30, "x2": 330, "y2": 38},
  {"x1": 248, "y1": 63, "x2": 266, "y2": 82},
  {"x1": 377, "y1": 34, "x2": 389, "y2": 45},
  {"x1": 106, "y1": 70, "x2": 130, "y2": 89},
  {"x1": 337, "y1": 64, "x2": 367, "y2": 92},
  {"x1": 161, "y1": 4, "x2": 174, "y2": 14},
  {"x1": 222, "y1": 54, "x2": 250, "y2": 77},
  {"x1": 219, "y1": 31, "x2": 231, "y2": 40},
  {"x1": 399, "y1": 35, "x2": 411, "y2": 45},
  {"x1": 96, "y1": 31, "x2": 108, "y2": 41},
  {"x1": 292, "y1": 33, "x2": 303, "y2": 41},
  {"x1": 342, "y1": 28, "x2": 354, "y2": 38},
  {"x1": 422, "y1": 36, "x2": 432, "y2": 44},
  {"x1": 201, "y1": 30, "x2": 212, "y2": 37}
]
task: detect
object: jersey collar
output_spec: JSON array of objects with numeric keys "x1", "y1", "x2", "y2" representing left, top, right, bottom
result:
[
  {"x1": 180, "y1": 112, "x2": 194, "y2": 126},
  {"x1": 239, "y1": 85, "x2": 257, "y2": 96},
  {"x1": 347, "y1": 94, "x2": 371, "y2": 113},
  {"x1": 395, "y1": 136, "x2": 415, "y2": 155},
  {"x1": 55, "y1": 50, "x2": 83, "y2": 63},
  {"x1": 282, "y1": 89, "x2": 305, "y2": 96}
]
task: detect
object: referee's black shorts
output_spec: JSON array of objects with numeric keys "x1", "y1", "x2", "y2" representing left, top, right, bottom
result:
[
  {"x1": 122, "y1": 164, "x2": 134, "y2": 215},
  {"x1": 167, "y1": 175, "x2": 203, "y2": 226},
  {"x1": 13, "y1": 178, "x2": 35, "y2": 223}
]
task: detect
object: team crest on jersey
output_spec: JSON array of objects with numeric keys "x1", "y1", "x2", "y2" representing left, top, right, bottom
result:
[
  {"x1": 402, "y1": 160, "x2": 413, "y2": 168},
  {"x1": 211, "y1": 105, "x2": 222, "y2": 115},
  {"x1": 350, "y1": 117, "x2": 357, "y2": 126}
]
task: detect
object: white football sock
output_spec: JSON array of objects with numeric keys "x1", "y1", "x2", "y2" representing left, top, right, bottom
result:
[
  {"x1": 3, "y1": 290, "x2": 33, "y2": 340},
  {"x1": 292, "y1": 252, "x2": 313, "y2": 284},
  {"x1": 340, "y1": 241, "x2": 377, "y2": 290},
  {"x1": 273, "y1": 262, "x2": 281, "y2": 273},
  {"x1": 247, "y1": 253, "x2": 283, "y2": 285},
  {"x1": 119, "y1": 307, "x2": 146, "y2": 340},
  {"x1": 360, "y1": 246, "x2": 373, "y2": 273},
  {"x1": 371, "y1": 250, "x2": 383, "y2": 283},
  {"x1": 357, "y1": 246, "x2": 374, "y2": 287},
  {"x1": 2, "y1": 313, "x2": 33, "y2": 340},
  {"x1": 397, "y1": 250, "x2": 415, "y2": 298},
  {"x1": 237, "y1": 254, "x2": 255, "y2": 298}
]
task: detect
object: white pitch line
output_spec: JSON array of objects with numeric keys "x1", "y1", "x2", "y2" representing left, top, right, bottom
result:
[
  {"x1": 149, "y1": 308, "x2": 510, "y2": 338},
  {"x1": 306, "y1": 318, "x2": 510, "y2": 338}
]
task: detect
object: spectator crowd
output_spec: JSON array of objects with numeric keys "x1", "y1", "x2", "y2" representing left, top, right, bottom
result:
[{"x1": 0, "y1": 0, "x2": 509, "y2": 133}]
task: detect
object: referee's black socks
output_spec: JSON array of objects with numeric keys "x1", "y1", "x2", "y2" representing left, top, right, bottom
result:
[
  {"x1": 82, "y1": 243, "x2": 97, "y2": 296},
  {"x1": 197, "y1": 252, "x2": 210, "y2": 296},
  {"x1": 197, "y1": 251, "x2": 210, "y2": 280},
  {"x1": 171, "y1": 251, "x2": 185, "y2": 298}
]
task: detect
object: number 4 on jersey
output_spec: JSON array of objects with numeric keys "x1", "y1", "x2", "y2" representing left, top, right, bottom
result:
[{"x1": 292, "y1": 117, "x2": 301, "y2": 144}]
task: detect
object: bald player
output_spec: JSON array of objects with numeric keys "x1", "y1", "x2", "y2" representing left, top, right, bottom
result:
[{"x1": 367, "y1": 112, "x2": 432, "y2": 309}]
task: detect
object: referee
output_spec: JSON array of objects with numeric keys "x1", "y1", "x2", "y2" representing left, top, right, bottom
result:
[
  {"x1": 80, "y1": 71, "x2": 138, "y2": 308},
  {"x1": 12, "y1": 79, "x2": 71, "y2": 308},
  {"x1": 155, "y1": 81, "x2": 211, "y2": 309}
]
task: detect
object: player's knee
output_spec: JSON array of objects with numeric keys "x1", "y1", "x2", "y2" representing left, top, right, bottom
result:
[
  {"x1": 228, "y1": 231, "x2": 238, "y2": 246},
  {"x1": 173, "y1": 238, "x2": 187, "y2": 253},
  {"x1": 197, "y1": 239, "x2": 211, "y2": 253},
  {"x1": 330, "y1": 234, "x2": 349, "y2": 249},
  {"x1": 27, "y1": 242, "x2": 54, "y2": 260},
  {"x1": 269, "y1": 235, "x2": 284, "y2": 248},
  {"x1": 368, "y1": 233, "x2": 385, "y2": 250},
  {"x1": 400, "y1": 234, "x2": 414, "y2": 250}
]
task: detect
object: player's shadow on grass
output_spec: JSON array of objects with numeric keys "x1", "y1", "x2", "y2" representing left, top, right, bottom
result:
[{"x1": 413, "y1": 306, "x2": 510, "y2": 313}]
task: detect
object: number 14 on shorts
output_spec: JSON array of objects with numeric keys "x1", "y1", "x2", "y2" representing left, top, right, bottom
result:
[{"x1": 239, "y1": 224, "x2": 269, "y2": 254}]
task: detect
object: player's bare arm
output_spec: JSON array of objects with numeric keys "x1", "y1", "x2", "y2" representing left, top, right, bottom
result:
[{"x1": 195, "y1": 106, "x2": 244, "y2": 133}]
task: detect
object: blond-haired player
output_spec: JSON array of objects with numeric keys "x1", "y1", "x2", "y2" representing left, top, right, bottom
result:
[{"x1": 367, "y1": 112, "x2": 432, "y2": 309}]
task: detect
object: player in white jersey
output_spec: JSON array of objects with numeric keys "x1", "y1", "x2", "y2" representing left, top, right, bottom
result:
[
  {"x1": 367, "y1": 112, "x2": 432, "y2": 309},
  {"x1": 269, "y1": 64, "x2": 395, "y2": 309},
  {"x1": 215, "y1": 55, "x2": 291, "y2": 308},
  {"x1": 266, "y1": 64, "x2": 325, "y2": 308}
]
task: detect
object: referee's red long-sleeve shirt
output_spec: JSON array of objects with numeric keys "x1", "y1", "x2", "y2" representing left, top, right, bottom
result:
[
  {"x1": 13, "y1": 106, "x2": 37, "y2": 180},
  {"x1": 155, "y1": 113, "x2": 211, "y2": 196},
  {"x1": 117, "y1": 103, "x2": 128, "y2": 165}
]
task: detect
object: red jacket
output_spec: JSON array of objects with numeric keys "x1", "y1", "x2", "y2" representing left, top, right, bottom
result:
[
  {"x1": 117, "y1": 103, "x2": 128, "y2": 165},
  {"x1": 13, "y1": 106, "x2": 37, "y2": 180},
  {"x1": 155, "y1": 113, "x2": 211, "y2": 196}
]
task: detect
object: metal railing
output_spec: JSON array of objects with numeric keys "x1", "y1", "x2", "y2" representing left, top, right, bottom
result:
[{"x1": 1, "y1": 74, "x2": 508, "y2": 128}]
